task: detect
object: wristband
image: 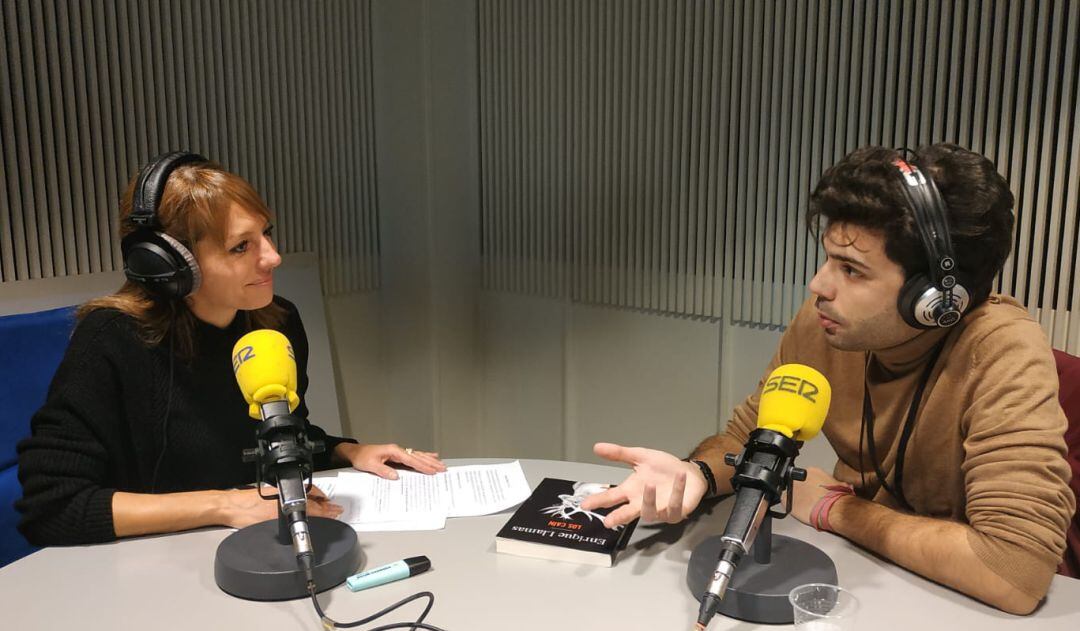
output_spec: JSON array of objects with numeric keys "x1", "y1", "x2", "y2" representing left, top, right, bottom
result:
[
  {"x1": 684, "y1": 458, "x2": 718, "y2": 499},
  {"x1": 809, "y1": 484, "x2": 855, "y2": 532}
]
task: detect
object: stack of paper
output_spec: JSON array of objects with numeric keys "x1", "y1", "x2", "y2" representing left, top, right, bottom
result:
[{"x1": 314, "y1": 461, "x2": 532, "y2": 532}]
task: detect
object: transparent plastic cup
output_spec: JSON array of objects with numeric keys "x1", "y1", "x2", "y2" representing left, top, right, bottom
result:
[{"x1": 788, "y1": 583, "x2": 859, "y2": 630}]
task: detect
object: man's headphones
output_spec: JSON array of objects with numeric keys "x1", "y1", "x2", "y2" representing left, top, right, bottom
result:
[
  {"x1": 893, "y1": 154, "x2": 970, "y2": 328},
  {"x1": 120, "y1": 151, "x2": 206, "y2": 300}
]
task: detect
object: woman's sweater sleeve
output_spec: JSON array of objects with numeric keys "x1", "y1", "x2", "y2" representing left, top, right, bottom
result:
[{"x1": 15, "y1": 312, "x2": 129, "y2": 545}]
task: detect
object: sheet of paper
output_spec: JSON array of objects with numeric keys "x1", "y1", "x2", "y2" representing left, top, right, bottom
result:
[
  {"x1": 438, "y1": 461, "x2": 532, "y2": 517},
  {"x1": 312, "y1": 477, "x2": 337, "y2": 497},
  {"x1": 323, "y1": 461, "x2": 532, "y2": 530},
  {"x1": 350, "y1": 514, "x2": 446, "y2": 532},
  {"x1": 327, "y1": 472, "x2": 441, "y2": 525}
]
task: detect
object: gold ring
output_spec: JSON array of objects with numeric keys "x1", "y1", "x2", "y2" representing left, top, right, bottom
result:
[{"x1": 404, "y1": 447, "x2": 414, "y2": 455}]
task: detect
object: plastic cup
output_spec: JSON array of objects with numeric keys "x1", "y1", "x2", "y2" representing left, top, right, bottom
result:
[{"x1": 788, "y1": 583, "x2": 859, "y2": 630}]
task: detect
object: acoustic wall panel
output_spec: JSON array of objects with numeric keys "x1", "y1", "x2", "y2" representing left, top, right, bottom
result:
[
  {"x1": 0, "y1": 0, "x2": 380, "y2": 295},
  {"x1": 478, "y1": 0, "x2": 1080, "y2": 352}
]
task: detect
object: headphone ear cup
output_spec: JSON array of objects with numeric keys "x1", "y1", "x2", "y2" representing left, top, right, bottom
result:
[
  {"x1": 158, "y1": 232, "x2": 201, "y2": 294},
  {"x1": 121, "y1": 230, "x2": 199, "y2": 300},
  {"x1": 897, "y1": 273, "x2": 935, "y2": 329},
  {"x1": 897, "y1": 274, "x2": 971, "y2": 329}
]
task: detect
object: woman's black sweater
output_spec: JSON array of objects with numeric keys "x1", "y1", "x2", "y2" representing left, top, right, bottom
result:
[{"x1": 15, "y1": 296, "x2": 352, "y2": 545}]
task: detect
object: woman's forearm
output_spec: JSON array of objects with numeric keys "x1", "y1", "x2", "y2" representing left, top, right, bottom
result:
[{"x1": 111, "y1": 490, "x2": 229, "y2": 537}]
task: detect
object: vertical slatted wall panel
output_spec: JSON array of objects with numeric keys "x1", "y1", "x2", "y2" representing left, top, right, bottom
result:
[
  {"x1": 0, "y1": 0, "x2": 380, "y2": 295},
  {"x1": 478, "y1": 0, "x2": 1080, "y2": 353}
]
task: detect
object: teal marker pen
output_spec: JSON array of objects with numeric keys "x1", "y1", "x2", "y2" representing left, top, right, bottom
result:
[{"x1": 346, "y1": 556, "x2": 431, "y2": 592}]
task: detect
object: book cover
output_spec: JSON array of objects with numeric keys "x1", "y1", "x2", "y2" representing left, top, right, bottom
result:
[{"x1": 494, "y1": 478, "x2": 638, "y2": 567}]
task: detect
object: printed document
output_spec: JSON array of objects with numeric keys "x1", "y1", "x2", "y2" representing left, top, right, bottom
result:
[{"x1": 315, "y1": 460, "x2": 532, "y2": 531}]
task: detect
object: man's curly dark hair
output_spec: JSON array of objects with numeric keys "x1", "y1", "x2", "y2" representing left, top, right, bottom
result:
[{"x1": 806, "y1": 144, "x2": 1015, "y2": 306}]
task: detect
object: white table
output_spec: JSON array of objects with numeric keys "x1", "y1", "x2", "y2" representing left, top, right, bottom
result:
[{"x1": 2, "y1": 458, "x2": 1078, "y2": 630}]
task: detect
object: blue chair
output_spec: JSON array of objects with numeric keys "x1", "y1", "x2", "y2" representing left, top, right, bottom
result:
[{"x1": 0, "y1": 306, "x2": 76, "y2": 567}]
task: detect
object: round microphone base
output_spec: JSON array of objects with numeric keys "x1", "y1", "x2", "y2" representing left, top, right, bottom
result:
[
  {"x1": 215, "y1": 517, "x2": 363, "y2": 601},
  {"x1": 686, "y1": 534, "x2": 837, "y2": 624}
]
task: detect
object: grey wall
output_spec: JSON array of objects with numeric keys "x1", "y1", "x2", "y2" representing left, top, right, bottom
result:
[
  {"x1": 476, "y1": 0, "x2": 1080, "y2": 351},
  {"x1": 462, "y1": 0, "x2": 1077, "y2": 470},
  {"x1": 0, "y1": 0, "x2": 381, "y2": 294},
  {"x1": 360, "y1": 0, "x2": 484, "y2": 454},
  {"x1": 332, "y1": 0, "x2": 806, "y2": 465},
  {"x1": 477, "y1": 291, "x2": 839, "y2": 470},
  {"x1": 30, "y1": 0, "x2": 1079, "y2": 474}
]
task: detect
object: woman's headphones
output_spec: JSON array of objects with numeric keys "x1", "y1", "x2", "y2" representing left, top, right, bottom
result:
[
  {"x1": 120, "y1": 151, "x2": 206, "y2": 300},
  {"x1": 893, "y1": 154, "x2": 970, "y2": 328}
]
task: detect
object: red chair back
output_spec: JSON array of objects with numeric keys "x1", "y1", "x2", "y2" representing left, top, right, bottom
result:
[{"x1": 1052, "y1": 349, "x2": 1080, "y2": 578}]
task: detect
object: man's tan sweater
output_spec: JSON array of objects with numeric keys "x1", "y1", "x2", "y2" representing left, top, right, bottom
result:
[{"x1": 723, "y1": 295, "x2": 1075, "y2": 600}]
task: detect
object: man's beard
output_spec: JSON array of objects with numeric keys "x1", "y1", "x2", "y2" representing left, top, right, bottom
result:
[{"x1": 821, "y1": 309, "x2": 915, "y2": 352}]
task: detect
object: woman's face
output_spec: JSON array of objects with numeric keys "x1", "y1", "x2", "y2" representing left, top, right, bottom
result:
[{"x1": 186, "y1": 202, "x2": 281, "y2": 327}]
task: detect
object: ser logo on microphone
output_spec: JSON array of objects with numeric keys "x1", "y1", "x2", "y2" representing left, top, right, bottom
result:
[
  {"x1": 232, "y1": 345, "x2": 255, "y2": 373},
  {"x1": 762, "y1": 373, "x2": 820, "y2": 403}
]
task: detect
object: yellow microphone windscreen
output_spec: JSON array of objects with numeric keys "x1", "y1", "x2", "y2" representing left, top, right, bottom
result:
[
  {"x1": 757, "y1": 363, "x2": 831, "y2": 441},
  {"x1": 231, "y1": 329, "x2": 300, "y2": 420}
]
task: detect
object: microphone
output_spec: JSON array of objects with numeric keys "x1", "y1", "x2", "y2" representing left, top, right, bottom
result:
[
  {"x1": 696, "y1": 363, "x2": 832, "y2": 629},
  {"x1": 232, "y1": 329, "x2": 324, "y2": 583}
]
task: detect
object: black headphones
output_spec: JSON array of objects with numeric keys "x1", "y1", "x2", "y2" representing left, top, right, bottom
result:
[
  {"x1": 893, "y1": 154, "x2": 970, "y2": 328},
  {"x1": 121, "y1": 151, "x2": 207, "y2": 300}
]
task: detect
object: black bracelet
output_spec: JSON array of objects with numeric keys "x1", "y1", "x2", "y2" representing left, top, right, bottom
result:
[{"x1": 684, "y1": 458, "x2": 718, "y2": 498}]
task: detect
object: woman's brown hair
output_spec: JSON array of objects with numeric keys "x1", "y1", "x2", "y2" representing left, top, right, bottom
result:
[{"x1": 80, "y1": 161, "x2": 285, "y2": 358}]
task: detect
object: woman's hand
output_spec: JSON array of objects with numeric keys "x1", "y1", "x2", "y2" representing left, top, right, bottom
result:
[
  {"x1": 218, "y1": 486, "x2": 343, "y2": 529},
  {"x1": 334, "y1": 443, "x2": 447, "y2": 479}
]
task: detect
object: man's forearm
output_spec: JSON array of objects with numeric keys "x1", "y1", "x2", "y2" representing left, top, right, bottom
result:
[
  {"x1": 690, "y1": 434, "x2": 744, "y2": 496},
  {"x1": 830, "y1": 496, "x2": 1040, "y2": 615}
]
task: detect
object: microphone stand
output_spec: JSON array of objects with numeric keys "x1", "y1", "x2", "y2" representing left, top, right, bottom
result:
[
  {"x1": 686, "y1": 429, "x2": 838, "y2": 625},
  {"x1": 214, "y1": 410, "x2": 363, "y2": 601}
]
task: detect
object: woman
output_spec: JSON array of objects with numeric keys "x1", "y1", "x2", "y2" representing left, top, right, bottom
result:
[{"x1": 16, "y1": 153, "x2": 444, "y2": 545}]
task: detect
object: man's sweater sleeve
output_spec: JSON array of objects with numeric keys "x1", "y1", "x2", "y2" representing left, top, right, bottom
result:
[
  {"x1": 15, "y1": 313, "x2": 125, "y2": 545},
  {"x1": 962, "y1": 320, "x2": 1076, "y2": 600}
]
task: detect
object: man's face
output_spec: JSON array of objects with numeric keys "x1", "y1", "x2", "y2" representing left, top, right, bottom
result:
[{"x1": 807, "y1": 222, "x2": 919, "y2": 351}]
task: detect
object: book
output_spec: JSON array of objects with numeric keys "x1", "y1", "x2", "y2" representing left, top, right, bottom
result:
[{"x1": 494, "y1": 477, "x2": 638, "y2": 567}]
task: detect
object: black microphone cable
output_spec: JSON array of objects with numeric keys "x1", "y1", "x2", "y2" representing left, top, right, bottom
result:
[{"x1": 306, "y1": 580, "x2": 449, "y2": 631}]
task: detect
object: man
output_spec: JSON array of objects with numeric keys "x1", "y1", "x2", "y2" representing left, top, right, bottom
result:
[{"x1": 581, "y1": 144, "x2": 1075, "y2": 615}]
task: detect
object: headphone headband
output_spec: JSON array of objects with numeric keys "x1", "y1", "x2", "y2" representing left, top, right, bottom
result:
[
  {"x1": 130, "y1": 151, "x2": 206, "y2": 228},
  {"x1": 892, "y1": 151, "x2": 968, "y2": 328},
  {"x1": 892, "y1": 156, "x2": 957, "y2": 291}
]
